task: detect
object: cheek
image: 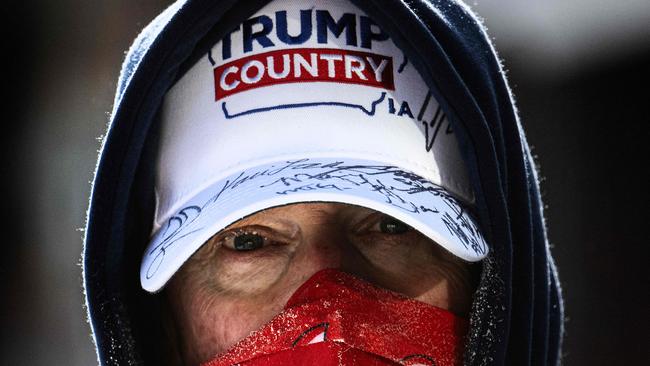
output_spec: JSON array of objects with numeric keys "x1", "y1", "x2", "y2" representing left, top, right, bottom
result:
[
  {"x1": 167, "y1": 243, "x2": 305, "y2": 362},
  {"x1": 351, "y1": 236, "x2": 474, "y2": 314},
  {"x1": 212, "y1": 257, "x2": 284, "y2": 295},
  {"x1": 170, "y1": 276, "x2": 289, "y2": 364},
  {"x1": 410, "y1": 260, "x2": 474, "y2": 315},
  {"x1": 202, "y1": 245, "x2": 296, "y2": 296}
]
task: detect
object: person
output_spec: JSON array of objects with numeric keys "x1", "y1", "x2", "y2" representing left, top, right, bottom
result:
[{"x1": 83, "y1": 0, "x2": 563, "y2": 365}]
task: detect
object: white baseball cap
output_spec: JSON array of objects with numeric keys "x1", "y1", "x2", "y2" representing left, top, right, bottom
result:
[{"x1": 140, "y1": 0, "x2": 488, "y2": 292}]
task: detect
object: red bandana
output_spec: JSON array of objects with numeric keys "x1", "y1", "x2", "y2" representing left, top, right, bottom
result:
[{"x1": 203, "y1": 269, "x2": 467, "y2": 366}]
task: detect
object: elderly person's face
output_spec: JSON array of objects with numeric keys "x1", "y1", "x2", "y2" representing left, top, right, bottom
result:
[{"x1": 165, "y1": 202, "x2": 475, "y2": 365}]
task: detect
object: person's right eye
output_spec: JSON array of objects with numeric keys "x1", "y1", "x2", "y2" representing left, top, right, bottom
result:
[
  {"x1": 216, "y1": 226, "x2": 291, "y2": 252},
  {"x1": 227, "y1": 232, "x2": 266, "y2": 251},
  {"x1": 219, "y1": 229, "x2": 269, "y2": 251}
]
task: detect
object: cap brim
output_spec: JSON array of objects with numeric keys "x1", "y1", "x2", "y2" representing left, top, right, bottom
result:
[{"x1": 140, "y1": 157, "x2": 488, "y2": 292}]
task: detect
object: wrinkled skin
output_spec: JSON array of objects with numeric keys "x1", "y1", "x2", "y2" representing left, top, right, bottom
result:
[{"x1": 165, "y1": 203, "x2": 475, "y2": 365}]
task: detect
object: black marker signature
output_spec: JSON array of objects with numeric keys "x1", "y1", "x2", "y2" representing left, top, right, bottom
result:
[
  {"x1": 145, "y1": 158, "x2": 487, "y2": 279},
  {"x1": 258, "y1": 162, "x2": 450, "y2": 214},
  {"x1": 145, "y1": 206, "x2": 202, "y2": 279}
]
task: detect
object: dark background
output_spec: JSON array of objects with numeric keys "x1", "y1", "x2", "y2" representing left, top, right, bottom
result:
[{"x1": 1, "y1": 1, "x2": 648, "y2": 364}]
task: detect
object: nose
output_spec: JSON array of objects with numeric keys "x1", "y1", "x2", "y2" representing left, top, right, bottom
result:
[{"x1": 293, "y1": 217, "x2": 366, "y2": 281}]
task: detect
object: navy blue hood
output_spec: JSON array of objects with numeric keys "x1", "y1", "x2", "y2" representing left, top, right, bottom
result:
[{"x1": 83, "y1": 0, "x2": 564, "y2": 364}]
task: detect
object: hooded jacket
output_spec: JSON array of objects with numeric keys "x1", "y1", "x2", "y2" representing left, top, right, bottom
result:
[{"x1": 83, "y1": 0, "x2": 564, "y2": 365}]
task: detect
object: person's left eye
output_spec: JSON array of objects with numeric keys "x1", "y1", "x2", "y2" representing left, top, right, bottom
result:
[
  {"x1": 352, "y1": 212, "x2": 413, "y2": 238},
  {"x1": 377, "y1": 216, "x2": 411, "y2": 235}
]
